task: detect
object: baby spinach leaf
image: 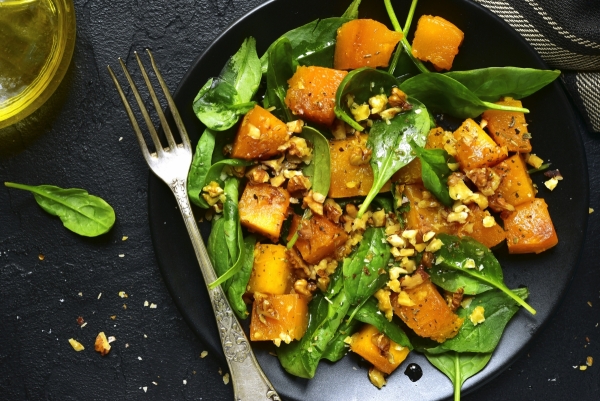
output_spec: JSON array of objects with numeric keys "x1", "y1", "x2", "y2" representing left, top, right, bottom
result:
[
  {"x1": 193, "y1": 37, "x2": 261, "y2": 131},
  {"x1": 444, "y1": 67, "x2": 561, "y2": 102},
  {"x1": 204, "y1": 159, "x2": 252, "y2": 187},
  {"x1": 188, "y1": 129, "x2": 216, "y2": 208},
  {"x1": 227, "y1": 235, "x2": 256, "y2": 319},
  {"x1": 277, "y1": 291, "x2": 350, "y2": 378},
  {"x1": 264, "y1": 36, "x2": 296, "y2": 122},
  {"x1": 351, "y1": 297, "x2": 413, "y2": 349},
  {"x1": 409, "y1": 140, "x2": 454, "y2": 207},
  {"x1": 400, "y1": 73, "x2": 530, "y2": 119},
  {"x1": 343, "y1": 227, "x2": 391, "y2": 306},
  {"x1": 357, "y1": 97, "x2": 430, "y2": 217},
  {"x1": 433, "y1": 234, "x2": 536, "y2": 314},
  {"x1": 425, "y1": 351, "x2": 492, "y2": 401},
  {"x1": 321, "y1": 317, "x2": 361, "y2": 362},
  {"x1": 341, "y1": 0, "x2": 362, "y2": 19},
  {"x1": 373, "y1": 195, "x2": 394, "y2": 213},
  {"x1": 207, "y1": 217, "x2": 232, "y2": 291},
  {"x1": 426, "y1": 288, "x2": 529, "y2": 354},
  {"x1": 429, "y1": 266, "x2": 494, "y2": 296},
  {"x1": 4, "y1": 182, "x2": 115, "y2": 237},
  {"x1": 298, "y1": 126, "x2": 331, "y2": 197},
  {"x1": 334, "y1": 67, "x2": 400, "y2": 131}
]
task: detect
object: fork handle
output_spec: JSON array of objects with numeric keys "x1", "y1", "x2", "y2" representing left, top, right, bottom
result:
[{"x1": 170, "y1": 178, "x2": 281, "y2": 401}]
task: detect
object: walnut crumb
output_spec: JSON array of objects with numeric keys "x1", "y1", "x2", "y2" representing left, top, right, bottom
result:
[
  {"x1": 94, "y1": 332, "x2": 111, "y2": 356},
  {"x1": 200, "y1": 351, "x2": 208, "y2": 358},
  {"x1": 68, "y1": 338, "x2": 85, "y2": 352}
]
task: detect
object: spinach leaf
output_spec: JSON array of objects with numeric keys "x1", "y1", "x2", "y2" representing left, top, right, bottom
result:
[
  {"x1": 429, "y1": 266, "x2": 494, "y2": 296},
  {"x1": 4, "y1": 182, "x2": 115, "y2": 237},
  {"x1": 207, "y1": 217, "x2": 232, "y2": 291},
  {"x1": 264, "y1": 37, "x2": 296, "y2": 122},
  {"x1": 188, "y1": 129, "x2": 216, "y2": 208},
  {"x1": 334, "y1": 67, "x2": 400, "y2": 131},
  {"x1": 392, "y1": 182, "x2": 410, "y2": 229},
  {"x1": 321, "y1": 318, "x2": 361, "y2": 362},
  {"x1": 399, "y1": 73, "x2": 530, "y2": 120},
  {"x1": 204, "y1": 159, "x2": 252, "y2": 187},
  {"x1": 373, "y1": 195, "x2": 394, "y2": 213},
  {"x1": 193, "y1": 37, "x2": 261, "y2": 131},
  {"x1": 357, "y1": 97, "x2": 430, "y2": 217},
  {"x1": 227, "y1": 235, "x2": 256, "y2": 319},
  {"x1": 433, "y1": 234, "x2": 536, "y2": 314},
  {"x1": 343, "y1": 227, "x2": 391, "y2": 306},
  {"x1": 425, "y1": 351, "x2": 492, "y2": 401},
  {"x1": 277, "y1": 291, "x2": 350, "y2": 378},
  {"x1": 426, "y1": 288, "x2": 529, "y2": 354},
  {"x1": 409, "y1": 140, "x2": 454, "y2": 207},
  {"x1": 352, "y1": 297, "x2": 413, "y2": 349},
  {"x1": 444, "y1": 67, "x2": 561, "y2": 102},
  {"x1": 298, "y1": 126, "x2": 331, "y2": 197},
  {"x1": 341, "y1": 0, "x2": 362, "y2": 19}
]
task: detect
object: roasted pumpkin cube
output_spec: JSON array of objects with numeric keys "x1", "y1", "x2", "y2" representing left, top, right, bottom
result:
[
  {"x1": 329, "y1": 134, "x2": 391, "y2": 198},
  {"x1": 403, "y1": 183, "x2": 457, "y2": 241},
  {"x1": 453, "y1": 118, "x2": 508, "y2": 170},
  {"x1": 411, "y1": 15, "x2": 464, "y2": 71},
  {"x1": 247, "y1": 244, "x2": 293, "y2": 296},
  {"x1": 285, "y1": 66, "x2": 347, "y2": 126},
  {"x1": 502, "y1": 198, "x2": 558, "y2": 254},
  {"x1": 349, "y1": 324, "x2": 410, "y2": 375},
  {"x1": 425, "y1": 127, "x2": 449, "y2": 150},
  {"x1": 457, "y1": 204, "x2": 505, "y2": 248},
  {"x1": 230, "y1": 105, "x2": 289, "y2": 160},
  {"x1": 250, "y1": 293, "x2": 309, "y2": 343},
  {"x1": 489, "y1": 154, "x2": 535, "y2": 211},
  {"x1": 393, "y1": 158, "x2": 423, "y2": 185},
  {"x1": 239, "y1": 183, "x2": 290, "y2": 241},
  {"x1": 334, "y1": 19, "x2": 403, "y2": 70},
  {"x1": 288, "y1": 214, "x2": 348, "y2": 264},
  {"x1": 393, "y1": 277, "x2": 463, "y2": 342},
  {"x1": 482, "y1": 98, "x2": 532, "y2": 153}
]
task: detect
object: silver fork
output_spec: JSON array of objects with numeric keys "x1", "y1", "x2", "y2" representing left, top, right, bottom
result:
[{"x1": 107, "y1": 50, "x2": 280, "y2": 401}]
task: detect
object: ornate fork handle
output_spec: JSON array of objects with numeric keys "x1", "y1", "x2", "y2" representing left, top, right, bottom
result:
[{"x1": 171, "y1": 178, "x2": 280, "y2": 401}]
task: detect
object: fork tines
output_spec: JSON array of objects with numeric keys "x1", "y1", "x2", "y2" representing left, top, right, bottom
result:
[{"x1": 107, "y1": 50, "x2": 190, "y2": 161}]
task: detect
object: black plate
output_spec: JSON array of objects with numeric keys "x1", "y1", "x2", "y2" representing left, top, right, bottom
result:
[{"x1": 148, "y1": 0, "x2": 588, "y2": 399}]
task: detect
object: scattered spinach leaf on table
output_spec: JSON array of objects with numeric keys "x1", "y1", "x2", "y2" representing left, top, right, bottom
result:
[
  {"x1": 357, "y1": 97, "x2": 430, "y2": 217},
  {"x1": 193, "y1": 37, "x2": 261, "y2": 131},
  {"x1": 4, "y1": 182, "x2": 115, "y2": 237},
  {"x1": 409, "y1": 140, "x2": 455, "y2": 207}
]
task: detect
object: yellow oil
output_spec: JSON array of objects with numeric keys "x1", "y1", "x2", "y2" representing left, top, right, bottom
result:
[{"x1": 0, "y1": 0, "x2": 75, "y2": 128}]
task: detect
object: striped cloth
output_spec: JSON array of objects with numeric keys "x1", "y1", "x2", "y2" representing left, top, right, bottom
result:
[{"x1": 474, "y1": 0, "x2": 600, "y2": 133}]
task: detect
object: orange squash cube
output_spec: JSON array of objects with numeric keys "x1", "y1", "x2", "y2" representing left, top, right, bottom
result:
[
  {"x1": 239, "y1": 183, "x2": 290, "y2": 241},
  {"x1": 502, "y1": 198, "x2": 558, "y2": 254},
  {"x1": 285, "y1": 66, "x2": 347, "y2": 126},
  {"x1": 411, "y1": 15, "x2": 464, "y2": 71},
  {"x1": 328, "y1": 134, "x2": 391, "y2": 198},
  {"x1": 482, "y1": 98, "x2": 532, "y2": 153},
  {"x1": 457, "y1": 204, "x2": 505, "y2": 248},
  {"x1": 288, "y1": 214, "x2": 348, "y2": 264},
  {"x1": 393, "y1": 277, "x2": 463, "y2": 342},
  {"x1": 489, "y1": 154, "x2": 535, "y2": 211},
  {"x1": 403, "y1": 183, "x2": 457, "y2": 241},
  {"x1": 334, "y1": 19, "x2": 403, "y2": 70},
  {"x1": 230, "y1": 105, "x2": 289, "y2": 160},
  {"x1": 246, "y1": 244, "x2": 294, "y2": 296},
  {"x1": 349, "y1": 324, "x2": 410, "y2": 374},
  {"x1": 453, "y1": 118, "x2": 508, "y2": 170},
  {"x1": 393, "y1": 158, "x2": 423, "y2": 185},
  {"x1": 250, "y1": 293, "x2": 309, "y2": 343}
]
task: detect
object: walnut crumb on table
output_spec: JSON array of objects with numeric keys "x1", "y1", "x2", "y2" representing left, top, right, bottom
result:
[
  {"x1": 200, "y1": 351, "x2": 208, "y2": 358},
  {"x1": 68, "y1": 338, "x2": 85, "y2": 351},
  {"x1": 95, "y1": 332, "x2": 111, "y2": 356}
]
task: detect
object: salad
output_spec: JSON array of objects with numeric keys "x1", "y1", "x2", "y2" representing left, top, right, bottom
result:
[{"x1": 185, "y1": 0, "x2": 561, "y2": 398}]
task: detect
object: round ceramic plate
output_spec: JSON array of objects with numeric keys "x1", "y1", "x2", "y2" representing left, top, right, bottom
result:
[{"x1": 148, "y1": 0, "x2": 588, "y2": 399}]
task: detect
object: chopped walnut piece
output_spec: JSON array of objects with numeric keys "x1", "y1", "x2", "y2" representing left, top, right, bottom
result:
[
  {"x1": 286, "y1": 119, "x2": 304, "y2": 134},
  {"x1": 387, "y1": 87, "x2": 410, "y2": 109},
  {"x1": 303, "y1": 191, "x2": 324, "y2": 215},
  {"x1": 287, "y1": 248, "x2": 309, "y2": 274},
  {"x1": 444, "y1": 288, "x2": 464, "y2": 312},
  {"x1": 293, "y1": 279, "x2": 313, "y2": 297},
  {"x1": 368, "y1": 367, "x2": 387, "y2": 389},
  {"x1": 324, "y1": 199, "x2": 343, "y2": 223},
  {"x1": 287, "y1": 175, "x2": 312, "y2": 195},
  {"x1": 246, "y1": 166, "x2": 270, "y2": 183},
  {"x1": 94, "y1": 332, "x2": 111, "y2": 356},
  {"x1": 374, "y1": 289, "x2": 394, "y2": 321},
  {"x1": 465, "y1": 168, "x2": 501, "y2": 196}
]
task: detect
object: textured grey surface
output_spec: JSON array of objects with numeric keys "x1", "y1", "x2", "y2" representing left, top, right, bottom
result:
[{"x1": 0, "y1": 0, "x2": 599, "y2": 400}]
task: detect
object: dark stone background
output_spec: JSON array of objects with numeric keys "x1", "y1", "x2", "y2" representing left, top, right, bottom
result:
[{"x1": 0, "y1": 0, "x2": 598, "y2": 400}]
